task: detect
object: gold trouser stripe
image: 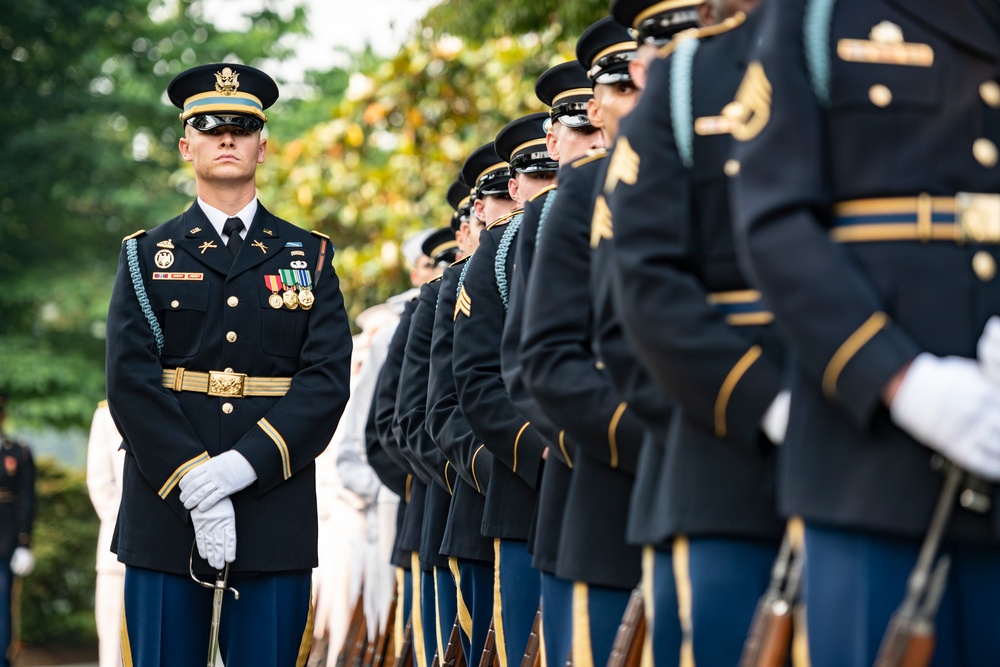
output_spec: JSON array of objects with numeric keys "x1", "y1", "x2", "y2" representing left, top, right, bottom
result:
[
  {"x1": 444, "y1": 462, "x2": 453, "y2": 495},
  {"x1": 640, "y1": 547, "x2": 655, "y2": 667},
  {"x1": 714, "y1": 346, "x2": 763, "y2": 438},
  {"x1": 434, "y1": 567, "x2": 447, "y2": 662},
  {"x1": 296, "y1": 587, "x2": 316, "y2": 667},
  {"x1": 412, "y1": 553, "x2": 428, "y2": 667},
  {"x1": 822, "y1": 312, "x2": 889, "y2": 400},
  {"x1": 539, "y1": 615, "x2": 548, "y2": 667},
  {"x1": 471, "y1": 446, "x2": 486, "y2": 493},
  {"x1": 512, "y1": 422, "x2": 531, "y2": 473},
  {"x1": 258, "y1": 418, "x2": 292, "y2": 480},
  {"x1": 395, "y1": 567, "x2": 407, "y2": 658},
  {"x1": 786, "y1": 517, "x2": 811, "y2": 667},
  {"x1": 493, "y1": 539, "x2": 509, "y2": 667},
  {"x1": 558, "y1": 431, "x2": 573, "y2": 469},
  {"x1": 572, "y1": 582, "x2": 595, "y2": 667},
  {"x1": 160, "y1": 368, "x2": 292, "y2": 396},
  {"x1": 121, "y1": 590, "x2": 133, "y2": 667},
  {"x1": 672, "y1": 537, "x2": 695, "y2": 667},
  {"x1": 450, "y1": 557, "x2": 473, "y2": 640},
  {"x1": 158, "y1": 452, "x2": 210, "y2": 499},
  {"x1": 608, "y1": 403, "x2": 627, "y2": 469}
]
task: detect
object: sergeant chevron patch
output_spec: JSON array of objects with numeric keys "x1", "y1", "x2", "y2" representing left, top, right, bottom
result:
[
  {"x1": 590, "y1": 195, "x2": 613, "y2": 249},
  {"x1": 454, "y1": 285, "x2": 472, "y2": 320},
  {"x1": 604, "y1": 137, "x2": 639, "y2": 194}
]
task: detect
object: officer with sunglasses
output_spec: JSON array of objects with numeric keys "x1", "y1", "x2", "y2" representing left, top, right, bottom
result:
[{"x1": 105, "y1": 63, "x2": 352, "y2": 666}]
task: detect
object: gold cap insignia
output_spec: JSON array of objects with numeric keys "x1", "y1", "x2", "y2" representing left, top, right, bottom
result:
[{"x1": 214, "y1": 67, "x2": 240, "y2": 96}]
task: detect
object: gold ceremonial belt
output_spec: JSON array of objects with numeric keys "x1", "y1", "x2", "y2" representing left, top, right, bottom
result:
[
  {"x1": 832, "y1": 193, "x2": 1000, "y2": 244},
  {"x1": 162, "y1": 368, "x2": 292, "y2": 399}
]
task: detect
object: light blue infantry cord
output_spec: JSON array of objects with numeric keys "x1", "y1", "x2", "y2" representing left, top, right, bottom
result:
[
  {"x1": 456, "y1": 258, "x2": 472, "y2": 299},
  {"x1": 670, "y1": 36, "x2": 700, "y2": 169},
  {"x1": 126, "y1": 237, "x2": 164, "y2": 356},
  {"x1": 533, "y1": 188, "x2": 559, "y2": 249},
  {"x1": 495, "y1": 213, "x2": 523, "y2": 310},
  {"x1": 804, "y1": 0, "x2": 836, "y2": 107}
]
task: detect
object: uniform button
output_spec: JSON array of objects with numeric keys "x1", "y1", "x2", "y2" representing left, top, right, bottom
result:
[
  {"x1": 224, "y1": 367, "x2": 233, "y2": 373},
  {"x1": 222, "y1": 402, "x2": 234, "y2": 415},
  {"x1": 170, "y1": 300, "x2": 179, "y2": 309},
  {"x1": 724, "y1": 159, "x2": 741, "y2": 177},
  {"x1": 973, "y1": 250, "x2": 996, "y2": 282},
  {"x1": 974, "y1": 138, "x2": 998, "y2": 168},
  {"x1": 226, "y1": 331, "x2": 237, "y2": 343},
  {"x1": 227, "y1": 296, "x2": 239, "y2": 307},
  {"x1": 981, "y1": 81, "x2": 1000, "y2": 108},
  {"x1": 868, "y1": 84, "x2": 892, "y2": 108}
]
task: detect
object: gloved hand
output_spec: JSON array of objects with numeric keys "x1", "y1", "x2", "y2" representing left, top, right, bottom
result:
[
  {"x1": 191, "y1": 496, "x2": 236, "y2": 569},
  {"x1": 179, "y1": 450, "x2": 257, "y2": 511},
  {"x1": 889, "y1": 352, "x2": 1000, "y2": 480},
  {"x1": 977, "y1": 315, "x2": 1000, "y2": 385},
  {"x1": 10, "y1": 547, "x2": 34, "y2": 577},
  {"x1": 761, "y1": 389, "x2": 791, "y2": 445}
]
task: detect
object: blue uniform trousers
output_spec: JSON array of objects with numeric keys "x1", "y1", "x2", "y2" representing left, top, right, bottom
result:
[
  {"x1": 495, "y1": 539, "x2": 540, "y2": 667},
  {"x1": 433, "y1": 566, "x2": 458, "y2": 661},
  {"x1": 122, "y1": 565, "x2": 312, "y2": 667},
  {"x1": 571, "y1": 581, "x2": 631, "y2": 667},
  {"x1": 416, "y1": 565, "x2": 435, "y2": 667},
  {"x1": 540, "y1": 571, "x2": 573, "y2": 667},
  {"x1": 396, "y1": 567, "x2": 414, "y2": 667},
  {"x1": 452, "y1": 557, "x2": 494, "y2": 667},
  {"x1": 678, "y1": 537, "x2": 777, "y2": 666},
  {"x1": 0, "y1": 560, "x2": 12, "y2": 667},
  {"x1": 649, "y1": 546, "x2": 682, "y2": 667},
  {"x1": 805, "y1": 522, "x2": 1000, "y2": 667}
]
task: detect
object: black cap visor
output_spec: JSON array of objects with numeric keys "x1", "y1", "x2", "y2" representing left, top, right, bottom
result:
[{"x1": 186, "y1": 114, "x2": 265, "y2": 133}]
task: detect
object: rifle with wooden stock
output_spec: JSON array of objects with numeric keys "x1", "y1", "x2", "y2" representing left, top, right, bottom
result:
[
  {"x1": 874, "y1": 462, "x2": 966, "y2": 667},
  {"x1": 336, "y1": 593, "x2": 369, "y2": 667},
  {"x1": 433, "y1": 614, "x2": 467, "y2": 667},
  {"x1": 607, "y1": 589, "x2": 645, "y2": 667},
  {"x1": 519, "y1": 609, "x2": 542, "y2": 667},
  {"x1": 739, "y1": 530, "x2": 804, "y2": 667},
  {"x1": 478, "y1": 618, "x2": 500, "y2": 667},
  {"x1": 396, "y1": 618, "x2": 415, "y2": 667},
  {"x1": 369, "y1": 591, "x2": 399, "y2": 667}
]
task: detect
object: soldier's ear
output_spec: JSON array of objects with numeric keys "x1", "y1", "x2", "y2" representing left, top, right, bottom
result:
[
  {"x1": 257, "y1": 137, "x2": 267, "y2": 164},
  {"x1": 587, "y1": 98, "x2": 604, "y2": 130},
  {"x1": 178, "y1": 136, "x2": 193, "y2": 163}
]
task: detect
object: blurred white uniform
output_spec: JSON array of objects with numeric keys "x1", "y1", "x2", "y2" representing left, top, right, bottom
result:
[{"x1": 85, "y1": 400, "x2": 126, "y2": 667}]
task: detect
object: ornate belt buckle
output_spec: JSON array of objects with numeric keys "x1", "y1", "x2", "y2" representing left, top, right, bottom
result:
[
  {"x1": 956, "y1": 192, "x2": 1000, "y2": 244},
  {"x1": 207, "y1": 370, "x2": 247, "y2": 398}
]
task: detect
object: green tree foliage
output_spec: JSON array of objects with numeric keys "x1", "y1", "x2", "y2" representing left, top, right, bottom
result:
[
  {"x1": 258, "y1": 29, "x2": 585, "y2": 322},
  {"x1": 422, "y1": 0, "x2": 608, "y2": 41},
  {"x1": 0, "y1": 0, "x2": 306, "y2": 428},
  {"x1": 20, "y1": 458, "x2": 99, "y2": 645}
]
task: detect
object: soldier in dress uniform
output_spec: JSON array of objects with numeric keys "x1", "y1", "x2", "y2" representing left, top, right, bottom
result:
[
  {"x1": 609, "y1": 2, "x2": 788, "y2": 664},
  {"x1": 500, "y1": 60, "x2": 602, "y2": 667},
  {"x1": 425, "y1": 159, "x2": 495, "y2": 667},
  {"x1": 452, "y1": 116, "x2": 557, "y2": 667},
  {"x1": 0, "y1": 395, "x2": 34, "y2": 667},
  {"x1": 85, "y1": 399, "x2": 126, "y2": 667},
  {"x1": 105, "y1": 63, "x2": 352, "y2": 665},
  {"x1": 394, "y1": 228, "x2": 459, "y2": 667},
  {"x1": 732, "y1": 1, "x2": 1000, "y2": 664},
  {"x1": 521, "y1": 9, "x2": 700, "y2": 666}
]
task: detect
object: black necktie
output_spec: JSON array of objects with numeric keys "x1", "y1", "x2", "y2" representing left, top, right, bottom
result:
[{"x1": 222, "y1": 217, "x2": 244, "y2": 258}]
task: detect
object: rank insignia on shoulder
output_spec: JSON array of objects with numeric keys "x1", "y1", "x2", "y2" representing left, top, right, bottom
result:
[
  {"x1": 837, "y1": 21, "x2": 934, "y2": 68},
  {"x1": 454, "y1": 285, "x2": 472, "y2": 321},
  {"x1": 603, "y1": 136, "x2": 639, "y2": 193},
  {"x1": 290, "y1": 250, "x2": 306, "y2": 257},
  {"x1": 310, "y1": 230, "x2": 331, "y2": 241},
  {"x1": 156, "y1": 239, "x2": 175, "y2": 249},
  {"x1": 727, "y1": 61, "x2": 771, "y2": 142},
  {"x1": 285, "y1": 241, "x2": 303, "y2": 248},
  {"x1": 590, "y1": 195, "x2": 614, "y2": 249}
]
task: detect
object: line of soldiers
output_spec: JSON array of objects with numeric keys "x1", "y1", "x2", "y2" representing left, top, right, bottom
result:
[{"x1": 351, "y1": 1, "x2": 1000, "y2": 667}]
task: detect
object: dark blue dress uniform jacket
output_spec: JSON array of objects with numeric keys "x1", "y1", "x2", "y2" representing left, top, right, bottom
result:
[
  {"x1": 502, "y1": 188, "x2": 574, "y2": 573},
  {"x1": 0, "y1": 437, "x2": 34, "y2": 557},
  {"x1": 521, "y1": 153, "x2": 645, "y2": 589},
  {"x1": 610, "y1": 12, "x2": 784, "y2": 541},
  {"x1": 105, "y1": 201, "x2": 352, "y2": 575},
  {"x1": 454, "y1": 217, "x2": 547, "y2": 540},
  {"x1": 427, "y1": 261, "x2": 494, "y2": 564},
  {"x1": 732, "y1": 0, "x2": 1000, "y2": 541}
]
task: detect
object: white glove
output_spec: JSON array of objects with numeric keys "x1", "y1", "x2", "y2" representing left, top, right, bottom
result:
[
  {"x1": 179, "y1": 450, "x2": 257, "y2": 511},
  {"x1": 191, "y1": 496, "x2": 237, "y2": 570},
  {"x1": 10, "y1": 547, "x2": 34, "y2": 577},
  {"x1": 889, "y1": 352, "x2": 1000, "y2": 481},
  {"x1": 761, "y1": 390, "x2": 791, "y2": 445},
  {"x1": 977, "y1": 315, "x2": 1000, "y2": 385}
]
